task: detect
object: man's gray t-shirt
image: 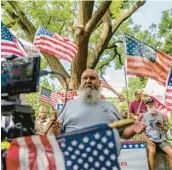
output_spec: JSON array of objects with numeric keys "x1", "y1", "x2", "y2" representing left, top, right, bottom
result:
[
  {"x1": 58, "y1": 98, "x2": 122, "y2": 154},
  {"x1": 143, "y1": 112, "x2": 166, "y2": 143}
]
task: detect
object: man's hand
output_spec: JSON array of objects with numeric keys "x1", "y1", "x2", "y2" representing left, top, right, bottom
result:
[
  {"x1": 120, "y1": 115, "x2": 147, "y2": 139},
  {"x1": 47, "y1": 120, "x2": 61, "y2": 136},
  {"x1": 160, "y1": 125, "x2": 167, "y2": 131},
  {"x1": 132, "y1": 114, "x2": 147, "y2": 134}
]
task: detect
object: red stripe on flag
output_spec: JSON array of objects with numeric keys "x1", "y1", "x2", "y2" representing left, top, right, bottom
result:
[
  {"x1": 35, "y1": 38, "x2": 76, "y2": 59},
  {"x1": 127, "y1": 56, "x2": 169, "y2": 86},
  {"x1": 25, "y1": 136, "x2": 38, "y2": 170},
  {"x1": 34, "y1": 28, "x2": 78, "y2": 62},
  {"x1": 167, "y1": 89, "x2": 172, "y2": 93},
  {"x1": 35, "y1": 47, "x2": 72, "y2": 62},
  {"x1": 40, "y1": 136, "x2": 56, "y2": 169},
  {"x1": 6, "y1": 138, "x2": 20, "y2": 170}
]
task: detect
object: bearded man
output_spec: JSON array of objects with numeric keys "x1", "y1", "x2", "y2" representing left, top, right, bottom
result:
[
  {"x1": 142, "y1": 98, "x2": 172, "y2": 170},
  {"x1": 58, "y1": 69, "x2": 146, "y2": 153}
]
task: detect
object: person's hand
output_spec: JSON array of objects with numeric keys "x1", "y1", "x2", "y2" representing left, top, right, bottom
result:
[
  {"x1": 130, "y1": 113, "x2": 137, "y2": 120},
  {"x1": 160, "y1": 125, "x2": 167, "y2": 131},
  {"x1": 48, "y1": 120, "x2": 61, "y2": 136},
  {"x1": 132, "y1": 114, "x2": 147, "y2": 134}
]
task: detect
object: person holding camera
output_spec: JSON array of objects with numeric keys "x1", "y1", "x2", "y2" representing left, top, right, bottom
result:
[{"x1": 142, "y1": 98, "x2": 172, "y2": 170}]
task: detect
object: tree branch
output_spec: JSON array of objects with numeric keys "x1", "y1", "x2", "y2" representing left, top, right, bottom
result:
[
  {"x1": 78, "y1": 1, "x2": 94, "y2": 27},
  {"x1": 8, "y1": 1, "x2": 36, "y2": 41},
  {"x1": 4, "y1": 4, "x2": 32, "y2": 41},
  {"x1": 112, "y1": 0, "x2": 146, "y2": 34},
  {"x1": 106, "y1": 41, "x2": 123, "y2": 49},
  {"x1": 58, "y1": 21, "x2": 65, "y2": 35},
  {"x1": 96, "y1": 44, "x2": 122, "y2": 71},
  {"x1": 85, "y1": 1, "x2": 112, "y2": 35},
  {"x1": 87, "y1": 10, "x2": 112, "y2": 68}
]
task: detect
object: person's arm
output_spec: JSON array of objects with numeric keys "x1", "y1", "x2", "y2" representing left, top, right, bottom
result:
[
  {"x1": 120, "y1": 115, "x2": 147, "y2": 139},
  {"x1": 161, "y1": 113, "x2": 168, "y2": 131},
  {"x1": 129, "y1": 102, "x2": 134, "y2": 114},
  {"x1": 142, "y1": 132, "x2": 155, "y2": 147}
]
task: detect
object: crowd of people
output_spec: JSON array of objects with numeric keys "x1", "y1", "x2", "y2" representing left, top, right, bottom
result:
[{"x1": 34, "y1": 69, "x2": 172, "y2": 170}]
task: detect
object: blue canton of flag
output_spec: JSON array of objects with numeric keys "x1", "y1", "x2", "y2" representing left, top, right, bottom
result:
[
  {"x1": 125, "y1": 35, "x2": 156, "y2": 62},
  {"x1": 165, "y1": 68, "x2": 172, "y2": 108},
  {"x1": 1, "y1": 22, "x2": 26, "y2": 58},
  {"x1": 57, "y1": 124, "x2": 120, "y2": 170},
  {"x1": 36, "y1": 26, "x2": 53, "y2": 37}
]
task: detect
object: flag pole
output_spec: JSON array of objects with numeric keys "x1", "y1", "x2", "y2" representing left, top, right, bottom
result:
[{"x1": 123, "y1": 34, "x2": 130, "y2": 116}]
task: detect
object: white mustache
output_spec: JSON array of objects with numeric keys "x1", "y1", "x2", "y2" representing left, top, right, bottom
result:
[{"x1": 85, "y1": 84, "x2": 93, "y2": 88}]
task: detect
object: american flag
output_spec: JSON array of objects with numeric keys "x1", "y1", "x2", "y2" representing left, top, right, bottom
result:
[
  {"x1": 100, "y1": 75, "x2": 124, "y2": 101},
  {"x1": 1, "y1": 22, "x2": 27, "y2": 58},
  {"x1": 165, "y1": 68, "x2": 172, "y2": 108},
  {"x1": 34, "y1": 26, "x2": 78, "y2": 62},
  {"x1": 39, "y1": 87, "x2": 61, "y2": 109},
  {"x1": 125, "y1": 35, "x2": 172, "y2": 86},
  {"x1": 100, "y1": 75, "x2": 116, "y2": 92},
  {"x1": 150, "y1": 96, "x2": 172, "y2": 121},
  {"x1": 6, "y1": 124, "x2": 120, "y2": 170}
]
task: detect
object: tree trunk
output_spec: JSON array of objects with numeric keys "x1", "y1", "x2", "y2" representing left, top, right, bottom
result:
[{"x1": 71, "y1": 29, "x2": 89, "y2": 89}]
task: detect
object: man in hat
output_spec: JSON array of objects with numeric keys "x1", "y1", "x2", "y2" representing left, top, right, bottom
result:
[{"x1": 142, "y1": 98, "x2": 172, "y2": 170}]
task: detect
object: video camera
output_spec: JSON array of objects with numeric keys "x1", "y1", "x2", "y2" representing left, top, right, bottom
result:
[{"x1": 1, "y1": 56, "x2": 41, "y2": 141}]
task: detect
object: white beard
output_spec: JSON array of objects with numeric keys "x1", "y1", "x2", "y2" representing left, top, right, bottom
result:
[
  {"x1": 147, "y1": 107, "x2": 157, "y2": 115},
  {"x1": 78, "y1": 87, "x2": 100, "y2": 104}
]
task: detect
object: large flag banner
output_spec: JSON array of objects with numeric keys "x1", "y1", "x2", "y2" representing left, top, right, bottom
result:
[
  {"x1": 165, "y1": 68, "x2": 172, "y2": 108},
  {"x1": 40, "y1": 87, "x2": 61, "y2": 109},
  {"x1": 7, "y1": 124, "x2": 120, "y2": 170},
  {"x1": 34, "y1": 26, "x2": 78, "y2": 62},
  {"x1": 119, "y1": 141, "x2": 149, "y2": 170},
  {"x1": 1, "y1": 22, "x2": 27, "y2": 58},
  {"x1": 125, "y1": 35, "x2": 172, "y2": 86}
]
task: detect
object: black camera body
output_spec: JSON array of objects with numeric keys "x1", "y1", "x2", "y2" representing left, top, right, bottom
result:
[
  {"x1": 1, "y1": 56, "x2": 40, "y2": 141},
  {"x1": 1, "y1": 56, "x2": 41, "y2": 170}
]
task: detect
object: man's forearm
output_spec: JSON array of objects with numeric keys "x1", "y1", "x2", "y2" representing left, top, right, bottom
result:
[
  {"x1": 142, "y1": 132, "x2": 151, "y2": 143},
  {"x1": 120, "y1": 125, "x2": 136, "y2": 139}
]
